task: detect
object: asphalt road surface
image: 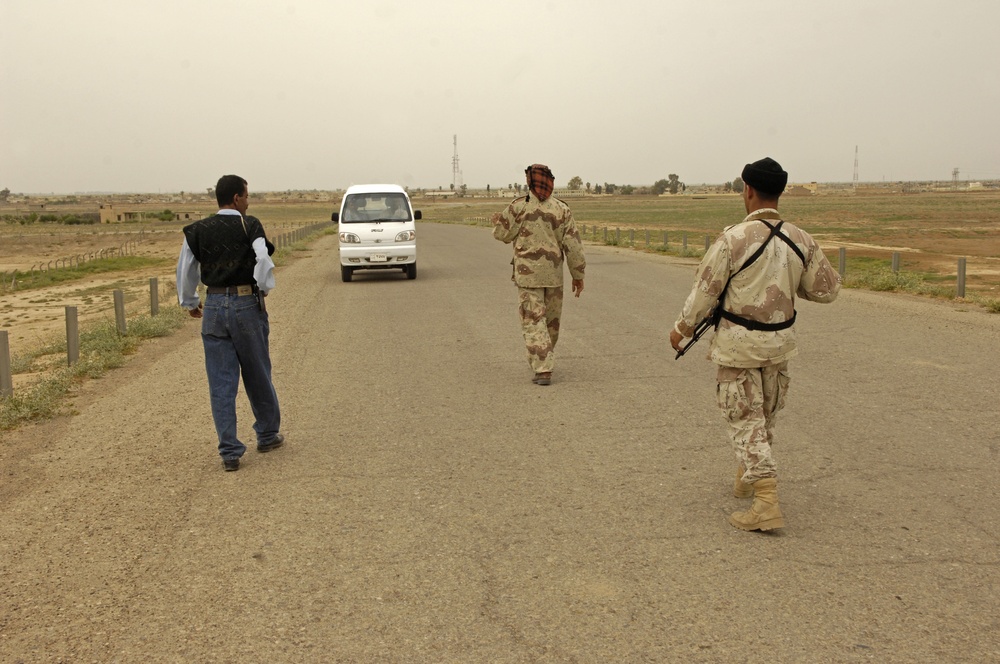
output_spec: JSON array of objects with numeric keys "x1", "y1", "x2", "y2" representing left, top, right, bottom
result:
[{"x1": 1, "y1": 223, "x2": 998, "y2": 662}]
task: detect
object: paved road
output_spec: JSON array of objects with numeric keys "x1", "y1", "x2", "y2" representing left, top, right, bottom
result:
[{"x1": 1, "y1": 223, "x2": 998, "y2": 662}]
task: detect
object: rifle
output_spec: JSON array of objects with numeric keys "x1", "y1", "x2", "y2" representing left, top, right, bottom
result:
[{"x1": 674, "y1": 308, "x2": 719, "y2": 360}]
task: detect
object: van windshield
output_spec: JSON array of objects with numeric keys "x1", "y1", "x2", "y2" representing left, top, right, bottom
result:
[{"x1": 342, "y1": 193, "x2": 411, "y2": 223}]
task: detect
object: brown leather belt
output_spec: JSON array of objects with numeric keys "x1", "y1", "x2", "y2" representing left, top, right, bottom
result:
[{"x1": 206, "y1": 284, "x2": 255, "y2": 296}]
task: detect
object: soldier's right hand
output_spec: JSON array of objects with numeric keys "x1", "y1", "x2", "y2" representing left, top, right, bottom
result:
[{"x1": 669, "y1": 328, "x2": 684, "y2": 352}]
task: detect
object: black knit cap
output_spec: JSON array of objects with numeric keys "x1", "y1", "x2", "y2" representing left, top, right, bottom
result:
[{"x1": 741, "y1": 157, "x2": 788, "y2": 196}]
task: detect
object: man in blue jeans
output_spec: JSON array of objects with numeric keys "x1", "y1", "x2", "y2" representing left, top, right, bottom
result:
[{"x1": 176, "y1": 174, "x2": 284, "y2": 471}]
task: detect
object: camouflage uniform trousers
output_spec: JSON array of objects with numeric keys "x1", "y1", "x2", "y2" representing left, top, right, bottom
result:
[
  {"x1": 517, "y1": 286, "x2": 564, "y2": 374},
  {"x1": 716, "y1": 362, "x2": 790, "y2": 484}
]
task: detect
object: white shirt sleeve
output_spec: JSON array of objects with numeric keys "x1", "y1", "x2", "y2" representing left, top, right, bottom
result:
[
  {"x1": 252, "y1": 237, "x2": 276, "y2": 293},
  {"x1": 176, "y1": 239, "x2": 201, "y2": 309}
]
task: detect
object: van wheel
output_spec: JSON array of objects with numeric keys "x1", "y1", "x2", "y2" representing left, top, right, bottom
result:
[
  {"x1": 405, "y1": 263, "x2": 417, "y2": 280},
  {"x1": 341, "y1": 266, "x2": 353, "y2": 282}
]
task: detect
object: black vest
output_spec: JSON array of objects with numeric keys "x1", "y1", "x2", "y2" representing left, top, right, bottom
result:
[{"x1": 182, "y1": 214, "x2": 264, "y2": 288}]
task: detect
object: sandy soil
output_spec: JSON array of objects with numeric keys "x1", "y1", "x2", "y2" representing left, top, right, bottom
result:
[
  {"x1": 1, "y1": 226, "x2": 998, "y2": 662},
  {"x1": 0, "y1": 228, "x2": 182, "y2": 343}
]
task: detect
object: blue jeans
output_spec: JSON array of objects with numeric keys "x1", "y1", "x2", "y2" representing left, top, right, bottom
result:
[{"x1": 201, "y1": 292, "x2": 281, "y2": 460}]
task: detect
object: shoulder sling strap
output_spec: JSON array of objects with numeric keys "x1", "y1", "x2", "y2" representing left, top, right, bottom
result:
[
  {"x1": 676, "y1": 220, "x2": 805, "y2": 359},
  {"x1": 714, "y1": 220, "x2": 805, "y2": 331}
]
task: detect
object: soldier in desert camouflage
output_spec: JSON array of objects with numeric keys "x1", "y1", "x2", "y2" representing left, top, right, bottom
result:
[
  {"x1": 491, "y1": 164, "x2": 586, "y2": 386},
  {"x1": 670, "y1": 157, "x2": 841, "y2": 531}
]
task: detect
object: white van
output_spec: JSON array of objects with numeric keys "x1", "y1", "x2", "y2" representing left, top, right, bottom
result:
[{"x1": 332, "y1": 184, "x2": 421, "y2": 282}]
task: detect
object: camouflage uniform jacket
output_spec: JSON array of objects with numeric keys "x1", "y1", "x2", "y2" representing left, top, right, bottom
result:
[
  {"x1": 491, "y1": 195, "x2": 586, "y2": 288},
  {"x1": 674, "y1": 208, "x2": 841, "y2": 368}
]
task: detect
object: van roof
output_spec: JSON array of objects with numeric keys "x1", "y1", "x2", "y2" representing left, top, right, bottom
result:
[{"x1": 344, "y1": 184, "x2": 408, "y2": 196}]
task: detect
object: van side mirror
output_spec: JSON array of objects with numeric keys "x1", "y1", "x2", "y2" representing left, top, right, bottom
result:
[
  {"x1": 413, "y1": 210, "x2": 422, "y2": 220},
  {"x1": 331, "y1": 212, "x2": 339, "y2": 222}
]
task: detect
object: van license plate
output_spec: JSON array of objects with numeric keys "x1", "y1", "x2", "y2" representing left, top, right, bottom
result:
[{"x1": 369, "y1": 254, "x2": 388, "y2": 263}]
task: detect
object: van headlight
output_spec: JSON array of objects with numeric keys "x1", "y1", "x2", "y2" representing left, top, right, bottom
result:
[
  {"x1": 395, "y1": 230, "x2": 415, "y2": 242},
  {"x1": 339, "y1": 232, "x2": 361, "y2": 243}
]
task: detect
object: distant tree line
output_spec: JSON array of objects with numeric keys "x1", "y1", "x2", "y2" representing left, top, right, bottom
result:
[
  {"x1": 563, "y1": 174, "x2": 685, "y2": 195},
  {"x1": 560, "y1": 174, "x2": 746, "y2": 195},
  {"x1": 1, "y1": 212, "x2": 101, "y2": 225}
]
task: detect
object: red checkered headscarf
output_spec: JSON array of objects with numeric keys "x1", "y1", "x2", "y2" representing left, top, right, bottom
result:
[{"x1": 525, "y1": 164, "x2": 554, "y2": 202}]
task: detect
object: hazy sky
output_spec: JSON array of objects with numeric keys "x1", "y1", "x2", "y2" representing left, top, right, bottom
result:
[{"x1": 2, "y1": 0, "x2": 998, "y2": 193}]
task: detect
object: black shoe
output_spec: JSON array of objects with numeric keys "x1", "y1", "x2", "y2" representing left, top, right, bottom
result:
[
  {"x1": 257, "y1": 433, "x2": 285, "y2": 453},
  {"x1": 223, "y1": 457, "x2": 240, "y2": 472}
]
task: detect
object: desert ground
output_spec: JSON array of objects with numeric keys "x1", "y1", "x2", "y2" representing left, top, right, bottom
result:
[
  {"x1": 1, "y1": 221, "x2": 998, "y2": 662},
  {"x1": 0, "y1": 210, "x2": 325, "y2": 347},
  {"x1": 0, "y1": 227, "x2": 180, "y2": 344},
  {"x1": 3, "y1": 190, "x2": 1000, "y2": 393}
]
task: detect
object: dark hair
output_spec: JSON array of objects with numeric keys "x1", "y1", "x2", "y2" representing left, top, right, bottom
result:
[{"x1": 216, "y1": 175, "x2": 247, "y2": 207}]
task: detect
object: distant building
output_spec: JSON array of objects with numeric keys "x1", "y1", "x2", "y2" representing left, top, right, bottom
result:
[
  {"x1": 99, "y1": 203, "x2": 201, "y2": 223},
  {"x1": 786, "y1": 182, "x2": 818, "y2": 196}
]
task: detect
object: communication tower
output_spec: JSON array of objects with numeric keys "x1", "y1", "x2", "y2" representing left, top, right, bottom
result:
[
  {"x1": 952, "y1": 168, "x2": 960, "y2": 189},
  {"x1": 853, "y1": 145, "x2": 859, "y2": 189},
  {"x1": 452, "y1": 135, "x2": 463, "y2": 191}
]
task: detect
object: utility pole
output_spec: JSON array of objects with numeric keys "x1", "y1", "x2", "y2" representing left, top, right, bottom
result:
[
  {"x1": 452, "y1": 135, "x2": 463, "y2": 192},
  {"x1": 853, "y1": 145, "x2": 859, "y2": 190}
]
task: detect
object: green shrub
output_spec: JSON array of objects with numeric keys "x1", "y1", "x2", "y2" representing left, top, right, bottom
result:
[
  {"x1": 847, "y1": 267, "x2": 923, "y2": 292},
  {"x1": 979, "y1": 298, "x2": 1000, "y2": 314},
  {"x1": 0, "y1": 372, "x2": 73, "y2": 429}
]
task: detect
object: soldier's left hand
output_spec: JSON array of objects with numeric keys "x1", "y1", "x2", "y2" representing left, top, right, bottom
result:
[{"x1": 572, "y1": 279, "x2": 584, "y2": 297}]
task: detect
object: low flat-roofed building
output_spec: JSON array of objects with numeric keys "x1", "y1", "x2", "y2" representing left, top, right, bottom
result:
[{"x1": 99, "y1": 204, "x2": 202, "y2": 223}]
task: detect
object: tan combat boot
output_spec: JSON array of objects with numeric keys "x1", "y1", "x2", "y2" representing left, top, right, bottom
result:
[
  {"x1": 733, "y1": 465, "x2": 753, "y2": 499},
  {"x1": 729, "y1": 478, "x2": 785, "y2": 531}
]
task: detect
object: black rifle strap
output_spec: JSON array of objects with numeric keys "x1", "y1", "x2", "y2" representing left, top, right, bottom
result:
[
  {"x1": 675, "y1": 219, "x2": 804, "y2": 359},
  {"x1": 764, "y1": 220, "x2": 806, "y2": 265},
  {"x1": 715, "y1": 220, "x2": 804, "y2": 329},
  {"x1": 718, "y1": 308, "x2": 795, "y2": 331}
]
